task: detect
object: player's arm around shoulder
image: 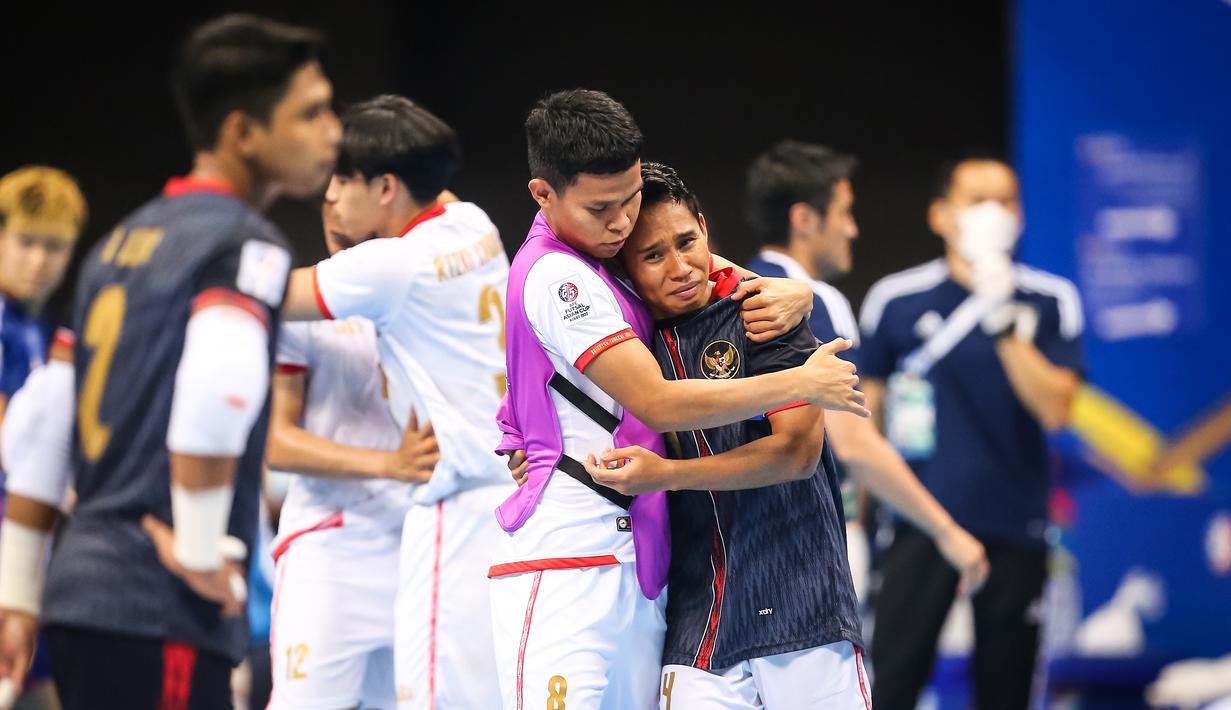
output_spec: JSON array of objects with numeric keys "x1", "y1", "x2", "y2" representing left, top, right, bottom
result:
[
  {"x1": 265, "y1": 366, "x2": 439, "y2": 483},
  {"x1": 283, "y1": 236, "x2": 409, "y2": 322}
]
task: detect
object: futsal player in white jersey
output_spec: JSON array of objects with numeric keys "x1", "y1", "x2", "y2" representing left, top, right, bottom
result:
[
  {"x1": 264, "y1": 200, "x2": 441, "y2": 710},
  {"x1": 281, "y1": 95, "x2": 512, "y2": 709}
]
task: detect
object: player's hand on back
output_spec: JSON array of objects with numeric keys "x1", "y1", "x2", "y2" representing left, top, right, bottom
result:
[
  {"x1": 936, "y1": 524, "x2": 990, "y2": 596},
  {"x1": 141, "y1": 515, "x2": 247, "y2": 618},
  {"x1": 731, "y1": 277, "x2": 813, "y2": 343},
  {"x1": 383, "y1": 409, "x2": 440, "y2": 483},
  {"x1": 0, "y1": 608, "x2": 38, "y2": 705},
  {"x1": 802, "y1": 339, "x2": 870, "y2": 417},
  {"x1": 584, "y1": 446, "x2": 673, "y2": 496},
  {"x1": 507, "y1": 449, "x2": 529, "y2": 487}
]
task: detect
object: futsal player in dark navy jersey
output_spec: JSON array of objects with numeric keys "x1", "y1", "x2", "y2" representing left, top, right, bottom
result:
[
  {"x1": 859, "y1": 157, "x2": 1085, "y2": 710},
  {"x1": 0, "y1": 15, "x2": 340, "y2": 709},
  {"x1": 742, "y1": 141, "x2": 989, "y2": 605},
  {"x1": 587, "y1": 163, "x2": 869, "y2": 709}
]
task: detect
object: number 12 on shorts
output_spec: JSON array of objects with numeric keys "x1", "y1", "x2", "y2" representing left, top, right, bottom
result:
[{"x1": 285, "y1": 643, "x2": 308, "y2": 680}]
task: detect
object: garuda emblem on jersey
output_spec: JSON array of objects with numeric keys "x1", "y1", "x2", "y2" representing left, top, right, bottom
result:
[{"x1": 701, "y1": 340, "x2": 740, "y2": 379}]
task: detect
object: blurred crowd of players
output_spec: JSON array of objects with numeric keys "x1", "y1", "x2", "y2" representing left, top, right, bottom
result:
[{"x1": 0, "y1": 12, "x2": 1124, "y2": 710}]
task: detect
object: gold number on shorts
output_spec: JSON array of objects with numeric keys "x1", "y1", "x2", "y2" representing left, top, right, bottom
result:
[
  {"x1": 286, "y1": 643, "x2": 308, "y2": 679},
  {"x1": 378, "y1": 363, "x2": 390, "y2": 400},
  {"x1": 547, "y1": 674, "x2": 567, "y2": 709},
  {"x1": 477, "y1": 284, "x2": 508, "y2": 396},
  {"x1": 662, "y1": 671, "x2": 675, "y2": 710},
  {"x1": 78, "y1": 285, "x2": 126, "y2": 462}
]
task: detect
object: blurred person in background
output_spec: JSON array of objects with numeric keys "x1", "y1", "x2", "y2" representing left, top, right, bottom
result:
[
  {"x1": 0, "y1": 14, "x2": 340, "y2": 709},
  {"x1": 859, "y1": 157, "x2": 1085, "y2": 710},
  {"x1": 0, "y1": 165, "x2": 85, "y2": 710},
  {"x1": 743, "y1": 140, "x2": 988, "y2": 605},
  {"x1": 0, "y1": 166, "x2": 84, "y2": 429}
]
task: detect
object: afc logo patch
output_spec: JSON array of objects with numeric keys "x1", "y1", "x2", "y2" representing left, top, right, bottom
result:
[
  {"x1": 700, "y1": 340, "x2": 740, "y2": 379},
  {"x1": 558, "y1": 282, "x2": 580, "y2": 302}
]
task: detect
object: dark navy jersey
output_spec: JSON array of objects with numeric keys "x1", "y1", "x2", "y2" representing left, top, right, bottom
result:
[
  {"x1": 859, "y1": 258, "x2": 1085, "y2": 545},
  {"x1": 653, "y1": 275, "x2": 862, "y2": 670},
  {"x1": 747, "y1": 250, "x2": 864, "y2": 520},
  {"x1": 42, "y1": 178, "x2": 291, "y2": 663},
  {"x1": 746, "y1": 250, "x2": 861, "y2": 371}
]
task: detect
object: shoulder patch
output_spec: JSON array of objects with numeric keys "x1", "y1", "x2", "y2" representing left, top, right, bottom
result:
[
  {"x1": 549, "y1": 274, "x2": 594, "y2": 326},
  {"x1": 237, "y1": 239, "x2": 291, "y2": 307}
]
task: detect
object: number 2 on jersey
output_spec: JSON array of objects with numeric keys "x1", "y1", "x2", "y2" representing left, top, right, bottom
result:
[
  {"x1": 478, "y1": 284, "x2": 507, "y2": 395},
  {"x1": 78, "y1": 285, "x2": 126, "y2": 462}
]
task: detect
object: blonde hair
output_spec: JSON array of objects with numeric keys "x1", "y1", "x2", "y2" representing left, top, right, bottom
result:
[{"x1": 0, "y1": 166, "x2": 88, "y2": 241}]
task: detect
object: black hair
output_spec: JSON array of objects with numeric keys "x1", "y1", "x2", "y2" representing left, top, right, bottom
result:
[
  {"x1": 525, "y1": 89, "x2": 643, "y2": 191},
  {"x1": 745, "y1": 140, "x2": 857, "y2": 246},
  {"x1": 336, "y1": 95, "x2": 461, "y2": 203},
  {"x1": 640, "y1": 161, "x2": 702, "y2": 220},
  {"x1": 934, "y1": 153, "x2": 1012, "y2": 199},
  {"x1": 172, "y1": 14, "x2": 325, "y2": 152}
]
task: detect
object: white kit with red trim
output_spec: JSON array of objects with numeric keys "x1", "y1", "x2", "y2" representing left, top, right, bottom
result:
[
  {"x1": 272, "y1": 317, "x2": 409, "y2": 549},
  {"x1": 311, "y1": 201, "x2": 512, "y2": 505},
  {"x1": 490, "y1": 251, "x2": 640, "y2": 571},
  {"x1": 310, "y1": 201, "x2": 513, "y2": 709},
  {"x1": 488, "y1": 250, "x2": 667, "y2": 710},
  {"x1": 268, "y1": 316, "x2": 406, "y2": 710}
]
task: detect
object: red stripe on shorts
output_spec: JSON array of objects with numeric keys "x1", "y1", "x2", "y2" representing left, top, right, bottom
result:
[
  {"x1": 516, "y1": 571, "x2": 544, "y2": 710},
  {"x1": 159, "y1": 641, "x2": 197, "y2": 710},
  {"x1": 857, "y1": 646, "x2": 872, "y2": 710},
  {"x1": 429, "y1": 500, "x2": 444, "y2": 710}
]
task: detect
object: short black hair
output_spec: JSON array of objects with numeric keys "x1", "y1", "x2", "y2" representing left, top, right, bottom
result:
[
  {"x1": 745, "y1": 140, "x2": 857, "y2": 247},
  {"x1": 172, "y1": 14, "x2": 325, "y2": 151},
  {"x1": 640, "y1": 162, "x2": 702, "y2": 221},
  {"x1": 337, "y1": 94, "x2": 461, "y2": 203},
  {"x1": 525, "y1": 89, "x2": 643, "y2": 191},
  {"x1": 934, "y1": 153, "x2": 1012, "y2": 199}
]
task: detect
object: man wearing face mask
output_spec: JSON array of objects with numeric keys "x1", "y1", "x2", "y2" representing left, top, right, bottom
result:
[{"x1": 859, "y1": 157, "x2": 1085, "y2": 710}]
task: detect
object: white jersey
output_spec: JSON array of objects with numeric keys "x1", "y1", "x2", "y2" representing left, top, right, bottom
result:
[
  {"x1": 494, "y1": 251, "x2": 641, "y2": 570},
  {"x1": 313, "y1": 202, "x2": 509, "y2": 503},
  {"x1": 273, "y1": 317, "x2": 409, "y2": 545}
]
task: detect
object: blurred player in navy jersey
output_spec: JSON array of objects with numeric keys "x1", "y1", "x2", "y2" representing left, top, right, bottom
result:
[
  {"x1": 0, "y1": 14, "x2": 339, "y2": 710},
  {"x1": 742, "y1": 141, "x2": 988, "y2": 601},
  {"x1": 860, "y1": 157, "x2": 1084, "y2": 710},
  {"x1": 0, "y1": 165, "x2": 85, "y2": 710}
]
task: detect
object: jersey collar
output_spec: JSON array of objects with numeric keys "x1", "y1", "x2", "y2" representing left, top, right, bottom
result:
[
  {"x1": 397, "y1": 202, "x2": 447, "y2": 237},
  {"x1": 163, "y1": 176, "x2": 238, "y2": 199}
]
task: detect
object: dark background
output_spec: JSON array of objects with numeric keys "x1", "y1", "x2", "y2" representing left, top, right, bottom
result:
[{"x1": 4, "y1": 2, "x2": 1008, "y2": 318}]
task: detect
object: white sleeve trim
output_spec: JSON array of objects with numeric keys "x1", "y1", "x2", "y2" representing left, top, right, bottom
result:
[
  {"x1": 859, "y1": 259, "x2": 948, "y2": 334},
  {"x1": 1014, "y1": 265, "x2": 1085, "y2": 340}
]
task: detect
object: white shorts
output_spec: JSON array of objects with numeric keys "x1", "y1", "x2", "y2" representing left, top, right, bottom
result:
[
  {"x1": 660, "y1": 641, "x2": 872, "y2": 710},
  {"x1": 268, "y1": 522, "x2": 401, "y2": 710},
  {"x1": 491, "y1": 560, "x2": 667, "y2": 710},
  {"x1": 395, "y1": 484, "x2": 511, "y2": 709}
]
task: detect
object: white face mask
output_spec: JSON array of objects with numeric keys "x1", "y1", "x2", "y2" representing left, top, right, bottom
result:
[{"x1": 955, "y1": 200, "x2": 1022, "y2": 262}]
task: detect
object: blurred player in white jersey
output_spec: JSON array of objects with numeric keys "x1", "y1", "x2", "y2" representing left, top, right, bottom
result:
[
  {"x1": 280, "y1": 95, "x2": 512, "y2": 709},
  {"x1": 264, "y1": 200, "x2": 440, "y2": 710}
]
